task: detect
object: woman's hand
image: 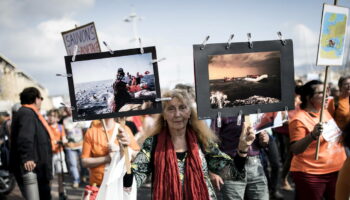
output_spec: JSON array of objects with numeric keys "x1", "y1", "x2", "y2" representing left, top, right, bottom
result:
[
  {"x1": 258, "y1": 131, "x2": 269, "y2": 147},
  {"x1": 238, "y1": 122, "x2": 256, "y2": 154},
  {"x1": 117, "y1": 127, "x2": 130, "y2": 146},
  {"x1": 209, "y1": 171, "x2": 224, "y2": 191},
  {"x1": 311, "y1": 122, "x2": 323, "y2": 139}
]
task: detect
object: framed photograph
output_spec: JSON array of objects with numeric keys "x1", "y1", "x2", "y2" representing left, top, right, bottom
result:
[
  {"x1": 65, "y1": 47, "x2": 162, "y2": 121},
  {"x1": 194, "y1": 40, "x2": 295, "y2": 119},
  {"x1": 62, "y1": 22, "x2": 101, "y2": 56},
  {"x1": 316, "y1": 4, "x2": 349, "y2": 66}
]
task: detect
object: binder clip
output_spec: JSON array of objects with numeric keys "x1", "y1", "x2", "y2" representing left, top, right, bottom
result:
[
  {"x1": 217, "y1": 112, "x2": 222, "y2": 128},
  {"x1": 155, "y1": 97, "x2": 172, "y2": 102},
  {"x1": 200, "y1": 35, "x2": 210, "y2": 50},
  {"x1": 277, "y1": 31, "x2": 287, "y2": 46},
  {"x1": 257, "y1": 108, "x2": 262, "y2": 124},
  {"x1": 139, "y1": 37, "x2": 144, "y2": 54},
  {"x1": 151, "y1": 57, "x2": 166, "y2": 64},
  {"x1": 72, "y1": 45, "x2": 78, "y2": 62},
  {"x1": 284, "y1": 106, "x2": 289, "y2": 121},
  {"x1": 60, "y1": 103, "x2": 75, "y2": 111},
  {"x1": 56, "y1": 73, "x2": 72, "y2": 78},
  {"x1": 226, "y1": 34, "x2": 235, "y2": 49},
  {"x1": 247, "y1": 33, "x2": 253, "y2": 49},
  {"x1": 103, "y1": 41, "x2": 114, "y2": 55},
  {"x1": 237, "y1": 110, "x2": 243, "y2": 126}
]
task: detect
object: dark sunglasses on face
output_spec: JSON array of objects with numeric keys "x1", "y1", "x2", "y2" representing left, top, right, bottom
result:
[{"x1": 38, "y1": 96, "x2": 44, "y2": 101}]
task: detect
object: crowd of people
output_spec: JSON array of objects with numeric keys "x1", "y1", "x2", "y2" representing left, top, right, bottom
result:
[{"x1": 1, "y1": 75, "x2": 350, "y2": 200}]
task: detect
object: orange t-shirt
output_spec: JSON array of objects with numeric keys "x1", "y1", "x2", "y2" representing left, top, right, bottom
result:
[
  {"x1": 336, "y1": 157, "x2": 350, "y2": 200},
  {"x1": 289, "y1": 109, "x2": 346, "y2": 174},
  {"x1": 50, "y1": 124, "x2": 66, "y2": 153},
  {"x1": 81, "y1": 123, "x2": 140, "y2": 186},
  {"x1": 334, "y1": 96, "x2": 350, "y2": 131}
]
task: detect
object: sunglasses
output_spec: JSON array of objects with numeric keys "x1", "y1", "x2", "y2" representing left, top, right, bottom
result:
[{"x1": 38, "y1": 96, "x2": 44, "y2": 101}]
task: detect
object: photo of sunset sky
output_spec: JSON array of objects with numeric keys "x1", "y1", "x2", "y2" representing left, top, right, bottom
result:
[{"x1": 208, "y1": 51, "x2": 281, "y2": 108}]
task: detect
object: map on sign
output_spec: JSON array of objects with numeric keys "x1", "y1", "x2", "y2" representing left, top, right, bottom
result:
[
  {"x1": 320, "y1": 13, "x2": 347, "y2": 58},
  {"x1": 317, "y1": 4, "x2": 349, "y2": 66}
]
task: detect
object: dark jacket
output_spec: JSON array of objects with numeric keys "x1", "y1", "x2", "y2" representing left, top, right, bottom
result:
[{"x1": 10, "y1": 107, "x2": 53, "y2": 181}]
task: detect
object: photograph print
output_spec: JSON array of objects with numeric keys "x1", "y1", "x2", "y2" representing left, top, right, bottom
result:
[
  {"x1": 65, "y1": 47, "x2": 161, "y2": 121},
  {"x1": 209, "y1": 51, "x2": 281, "y2": 109},
  {"x1": 316, "y1": 4, "x2": 349, "y2": 66},
  {"x1": 194, "y1": 40, "x2": 295, "y2": 119}
]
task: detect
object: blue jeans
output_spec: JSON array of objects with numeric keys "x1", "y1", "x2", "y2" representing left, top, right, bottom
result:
[
  {"x1": 221, "y1": 156, "x2": 269, "y2": 200},
  {"x1": 65, "y1": 148, "x2": 81, "y2": 184}
]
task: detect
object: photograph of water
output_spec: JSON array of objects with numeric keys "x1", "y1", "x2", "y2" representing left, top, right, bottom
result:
[
  {"x1": 208, "y1": 51, "x2": 281, "y2": 108},
  {"x1": 70, "y1": 52, "x2": 158, "y2": 118}
]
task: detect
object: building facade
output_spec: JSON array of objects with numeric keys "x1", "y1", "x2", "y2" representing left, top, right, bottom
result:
[{"x1": 0, "y1": 54, "x2": 53, "y2": 112}]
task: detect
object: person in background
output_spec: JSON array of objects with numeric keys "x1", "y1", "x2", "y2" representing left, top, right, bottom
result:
[
  {"x1": 260, "y1": 128, "x2": 284, "y2": 200},
  {"x1": 0, "y1": 111, "x2": 10, "y2": 146},
  {"x1": 113, "y1": 67, "x2": 131, "y2": 112},
  {"x1": 211, "y1": 117, "x2": 270, "y2": 200},
  {"x1": 334, "y1": 76, "x2": 350, "y2": 131},
  {"x1": 81, "y1": 118, "x2": 139, "y2": 186},
  {"x1": 10, "y1": 87, "x2": 54, "y2": 199},
  {"x1": 289, "y1": 80, "x2": 346, "y2": 200},
  {"x1": 62, "y1": 108, "x2": 84, "y2": 188},
  {"x1": 47, "y1": 109, "x2": 68, "y2": 199},
  {"x1": 336, "y1": 123, "x2": 350, "y2": 199}
]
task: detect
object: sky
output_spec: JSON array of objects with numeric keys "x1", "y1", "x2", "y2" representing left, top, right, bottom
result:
[
  {"x1": 1, "y1": 0, "x2": 350, "y2": 96},
  {"x1": 71, "y1": 52, "x2": 153, "y2": 83},
  {"x1": 208, "y1": 51, "x2": 280, "y2": 80}
]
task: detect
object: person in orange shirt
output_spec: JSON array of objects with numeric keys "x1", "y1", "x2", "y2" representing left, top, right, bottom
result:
[
  {"x1": 336, "y1": 123, "x2": 350, "y2": 200},
  {"x1": 47, "y1": 109, "x2": 68, "y2": 199},
  {"x1": 334, "y1": 76, "x2": 350, "y2": 131},
  {"x1": 81, "y1": 118, "x2": 140, "y2": 186},
  {"x1": 289, "y1": 80, "x2": 346, "y2": 200}
]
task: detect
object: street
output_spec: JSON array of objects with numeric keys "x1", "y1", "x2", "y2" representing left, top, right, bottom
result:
[{"x1": 1, "y1": 174, "x2": 294, "y2": 200}]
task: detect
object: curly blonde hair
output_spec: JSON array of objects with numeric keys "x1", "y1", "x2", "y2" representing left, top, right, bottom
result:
[{"x1": 144, "y1": 89, "x2": 218, "y2": 149}]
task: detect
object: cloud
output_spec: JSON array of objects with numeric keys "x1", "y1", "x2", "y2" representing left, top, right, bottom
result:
[
  {"x1": 0, "y1": 0, "x2": 94, "y2": 28},
  {"x1": 0, "y1": 17, "x2": 81, "y2": 95},
  {"x1": 0, "y1": 0, "x2": 96, "y2": 95},
  {"x1": 292, "y1": 24, "x2": 319, "y2": 68}
]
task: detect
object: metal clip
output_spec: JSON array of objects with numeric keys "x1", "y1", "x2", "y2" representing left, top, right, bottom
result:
[
  {"x1": 72, "y1": 45, "x2": 78, "y2": 62},
  {"x1": 226, "y1": 34, "x2": 235, "y2": 49},
  {"x1": 155, "y1": 97, "x2": 172, "y2": 102},
  {"x1": 103, "y1": 41, "x2": 114, "y2": 55},
  {"x1": 237, "y1": 110, "x2": 243, "y2": 126},
  {"x1": 217, "y1": 112, "x2": 222, "y2": 128},
  {"x1": 257, "y1": 108, "x2": 262, "y2": 123},
  {"x1": 284, "y1": 106, "x2": 289, "y2": 121},
  {"x1": 60, "y1": 103, "x2": 75, "y2": 110},
  {"x1": 150, "y1": 57, "x2": 166, "y2": 64},
  {"x1": 247, "y1": 33, "x2": 253, "y2": 49},
  {"x1": 277, "y1": 31, "x2": 287, "y2": 46},
  {"x1": 139, "y1": 37, "x2": 144, "y2": 54},
  {"x1": 56, "y1": 73, "x2": 72, "y2": 78},
  {"x1": 200, "y1": 35, "x2": 210, "y2": 50}
]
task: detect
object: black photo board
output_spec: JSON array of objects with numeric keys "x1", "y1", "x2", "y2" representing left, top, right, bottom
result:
[
  {"x1": 194, "y1": 40, "x2": 295, "y2": 119},
  {"x1": 65, "y1": 46, "x2": 162, "y2": 121}
]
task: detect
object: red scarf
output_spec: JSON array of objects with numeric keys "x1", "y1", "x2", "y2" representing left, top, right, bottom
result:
[
  {"x1": 22, "y1": 104, "x2": 56, "y2": 149},
  {"x1": 153, "y1": 127, "x2": 210, "y2": 200}
]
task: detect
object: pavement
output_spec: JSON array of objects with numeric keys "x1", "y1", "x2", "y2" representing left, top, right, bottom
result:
[{"x1": 1, "y1": 175, "x2": 294, "y2": 200}]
